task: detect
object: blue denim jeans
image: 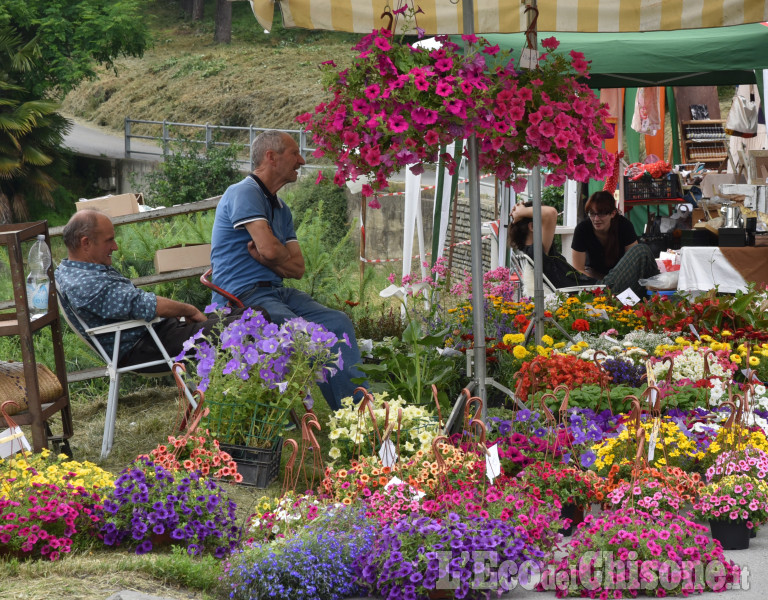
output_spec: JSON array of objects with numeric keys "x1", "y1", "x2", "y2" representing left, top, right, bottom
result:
[{"x1": 239, "y1": 284, "x2": 367, "y2": 411}]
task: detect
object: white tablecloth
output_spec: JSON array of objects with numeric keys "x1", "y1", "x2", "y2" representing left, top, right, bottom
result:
[{"x1": 677, "y1": 247, "x2": 747, "y2": 294}]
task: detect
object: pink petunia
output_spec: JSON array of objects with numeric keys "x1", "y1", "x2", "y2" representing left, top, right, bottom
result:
[
  {"x1": 435, "y1": 81, "x2": 453, "y2": 97},
  {"x1": 541, "y1": 36, "x2": 560, "y2": 50}
]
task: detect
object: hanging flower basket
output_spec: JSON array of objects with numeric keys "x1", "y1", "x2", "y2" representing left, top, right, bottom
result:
[{"x1": 298, "y1": 24, "x2": 614, "y2": 202}]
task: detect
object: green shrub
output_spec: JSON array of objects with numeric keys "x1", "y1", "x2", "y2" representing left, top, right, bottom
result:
[{"x1": 137, "y1": 135, "x2": 242, "y2": 208}]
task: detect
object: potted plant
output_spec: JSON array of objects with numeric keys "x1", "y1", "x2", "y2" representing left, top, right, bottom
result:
[
  {"x1": 176, "y1": 307, "x2": 344, "y2": 486},
  {"x1": 101, "y1": 456, "x2": 241, "y2": 556},
  {"x1": 546, "y1": 509, "x2": 741, "y2": 597},
  {"x1": 517, "y1": 461, "x2": 598, "y2": 535},
  {"x1": 354, "y1": 512, "x2": 544, "y2": 600},
  {"x1": 691, "y1": 474, "x2": 768, "y2": 549}
]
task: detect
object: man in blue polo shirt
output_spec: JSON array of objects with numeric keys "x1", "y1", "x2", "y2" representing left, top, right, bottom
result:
[{"x1": 210, "y1": 130, "x2": 366, "y2": 411}]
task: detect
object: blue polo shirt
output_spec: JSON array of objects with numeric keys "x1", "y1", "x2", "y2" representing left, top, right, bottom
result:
[
  {"x1": 55, "y1": 259, "x2": 157, "y2": 359},
  {"x1": 210, "y1": 175, "x2": 297, "y2": 306}
]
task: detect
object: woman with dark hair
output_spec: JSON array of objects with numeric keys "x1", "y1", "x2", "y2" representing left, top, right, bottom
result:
[
  {"x1": 510, "y1": 202, "x2": 596, "y2": 288},
  {"x1": 570, "y1": 191, "x2": 659, "y2": 296},
  {"x1": 510, "y1": 192, "x2": 658, "y2": 297}
]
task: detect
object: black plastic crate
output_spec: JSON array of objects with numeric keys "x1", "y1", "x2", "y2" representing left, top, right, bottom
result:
[
  {"x1": 220, "y1": 438, "x2": 283, "y2": 488},
  {"x1": 624, "y1": 175, "x2": 682, "y2": 201}
]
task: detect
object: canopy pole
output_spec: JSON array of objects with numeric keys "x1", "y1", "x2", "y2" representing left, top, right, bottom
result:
[{"x1": 463, "y1": 0, "x2": 487, "y2": 421}]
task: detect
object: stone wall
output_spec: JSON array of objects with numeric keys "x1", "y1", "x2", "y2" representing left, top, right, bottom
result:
[{"x1": 347, "y1": 189, "x2": 499, "y2": 280}]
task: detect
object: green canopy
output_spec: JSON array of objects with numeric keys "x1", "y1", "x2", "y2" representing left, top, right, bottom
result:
[{"x1": 479, "y1": 23, "x2": 768, "y2": 89}]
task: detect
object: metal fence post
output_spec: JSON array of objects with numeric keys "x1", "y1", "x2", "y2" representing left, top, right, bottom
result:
[
  {"x1": 162, "y1": 120, "x2": 169, "y2": 156},
  {"x1": 205, "y1": 123, "x2": 212, "y2": 150},
  {"x1": 249, "y1": 126, "x2": 256, "y2": 170},
  {"x1": 124, "y1": 117, "x2": 131, "y2": 157}
]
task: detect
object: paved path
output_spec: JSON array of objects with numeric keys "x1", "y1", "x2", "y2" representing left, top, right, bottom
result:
[{"x1": 63, "y1": 116, "x2": 163, "y2": 161}]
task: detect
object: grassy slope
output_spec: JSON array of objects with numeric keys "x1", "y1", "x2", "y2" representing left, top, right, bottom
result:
[
  {"x1": 1, "y1": 4, "x2": 358, "y2": 598},
  {"x1": 61, "y1": 0, "x2": 358, "y2": 133}
]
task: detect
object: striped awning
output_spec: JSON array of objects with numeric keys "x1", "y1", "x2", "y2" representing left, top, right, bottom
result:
[{"x1": 249, "y1": 0, "x2": 768, "y2": 34}]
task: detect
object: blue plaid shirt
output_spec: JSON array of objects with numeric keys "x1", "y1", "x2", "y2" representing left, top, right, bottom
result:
[{"x1": 55, "y1": 259, "x2": 158, "y2": 360}]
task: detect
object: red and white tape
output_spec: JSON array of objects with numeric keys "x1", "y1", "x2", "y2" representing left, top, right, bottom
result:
[{"x1": 378, "y1": 173, "x2": 494, "y2": 197}]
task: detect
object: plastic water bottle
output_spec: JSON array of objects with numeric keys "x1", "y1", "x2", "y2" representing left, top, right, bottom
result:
[{"x1": 26, "y1": 234, "x2": 51, "y2": 318}]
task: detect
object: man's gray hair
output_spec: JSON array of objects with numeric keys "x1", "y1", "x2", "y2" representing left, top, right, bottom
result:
[
  {"x1": 62, "y1": 210, "x2": 103, "y2": 250},
  {"x1": 251, "y1": 130, "x2": 288, "y2": 169}
]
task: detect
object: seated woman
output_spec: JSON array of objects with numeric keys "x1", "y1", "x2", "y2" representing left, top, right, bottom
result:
[
  {"x1": 510, "y1": 202, "x2": 597, "y2": 288},
  {"x1": 510, "y1": 192, "x2": 658, "y2": 297}
]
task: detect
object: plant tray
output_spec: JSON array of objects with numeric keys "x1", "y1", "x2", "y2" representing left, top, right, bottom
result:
[
  {"x1": 220, "y1": 438, "x2": 283, "y2": 488},
  {"x1": 624, "y1": 175, "x2": 682, "y2": 201}
]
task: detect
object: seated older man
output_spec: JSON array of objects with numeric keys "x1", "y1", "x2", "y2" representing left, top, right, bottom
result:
[{"x1": 55, "y1": 209, "x2": 248, "y2": 371}]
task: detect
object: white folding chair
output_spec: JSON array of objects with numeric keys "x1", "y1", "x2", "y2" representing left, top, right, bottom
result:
[
  {"x1": 515, "y1": 251, "x2": 602, "y2": 296},
  {"x1": 56, "y1": 284, "x2": 197, "y2": 459}
]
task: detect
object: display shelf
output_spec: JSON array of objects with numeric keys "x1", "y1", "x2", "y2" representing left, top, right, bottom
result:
[
  {"x1": 680, "y1": 120, "x2": 728, "y2": 166},
  {"x1": 0, "y1": 221, "x2": 73, "y2": 452}
]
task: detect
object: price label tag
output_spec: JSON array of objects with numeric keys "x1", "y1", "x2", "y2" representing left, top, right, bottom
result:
[
  {"x1": 378, "y1": 439, "x2": 398, "y2": 468},
  {"x1": 385, "y1": 476, "x2": 425, "y2": 500},
  {"x1": 647, "y1": 418, "x2": 660, "y2": 463},
  {"x1": 485, "y1": 443, "x2": 501, "y2": 483},
  {"x1": 519, "y1": 48, "x2": 540, "y2": 70},
  {"x1": 689, "y1": 324, "x2": 701, "y2": 341}
]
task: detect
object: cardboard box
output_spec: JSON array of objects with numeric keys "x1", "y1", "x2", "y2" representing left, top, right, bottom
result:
[
  {"x1": 154, "y1": 243, "x2": 211, "y2": 274},
  {"x1": 691, "y1": 206, "x2": 721, "y2": 225},
  {"x1": 75, "y1": 193, "x2": 144, "y2": 218}
]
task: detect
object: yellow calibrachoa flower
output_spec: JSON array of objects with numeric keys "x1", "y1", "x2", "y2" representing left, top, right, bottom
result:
[{"x1": 0, "y1": 449, "x2": 114, "y2": 498}]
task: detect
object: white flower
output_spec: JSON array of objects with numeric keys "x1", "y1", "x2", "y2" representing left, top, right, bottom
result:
[
  {"x1": 404, "y1": 441, "x2": 415, "y2": 453},
  {"x1": 328, "y1": 427, "x2": 347, "y2": 441},
  {"x1": 328, "y1": 446, "x2": 341, "y2": 460}
]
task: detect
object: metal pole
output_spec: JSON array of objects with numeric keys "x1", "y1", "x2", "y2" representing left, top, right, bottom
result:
[
  {"x1": 531, "y1": 166, "x2": 544, "y2": 347},
  {"x1": 124, "y1": 117, "x2": 131, "y2": 157},
  {"x1": 462, "y1": 0, "x2": 487, "y2": 421}
]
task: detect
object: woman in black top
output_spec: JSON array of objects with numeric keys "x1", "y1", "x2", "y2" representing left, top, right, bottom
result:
[{"x1": 570, "y1": 191, "x2": 659, "y2": 297}]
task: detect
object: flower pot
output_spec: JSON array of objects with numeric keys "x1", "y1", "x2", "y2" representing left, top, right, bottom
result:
[
  {"x1": 427, "y1": 589, "x2": 455, "y2": 600},
  {"x1": 709, "y1": 519, "x2": 750, "y2": 550},
  {"x1": 220, "y1": 438, "x2": 284, "y2": 488},
  {"x1": 559, "y1": 503, "x2": 585, "y2": 536},
  {"x1": 750, "y1": 527, "x2": 757, "y2": 538}
]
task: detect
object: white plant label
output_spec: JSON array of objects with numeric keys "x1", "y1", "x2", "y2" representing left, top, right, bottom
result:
[
  {"x1": 648, "y1": 419, "x2": 661, "y2": 463},
  {"x1": 378, "y1": 439, "x2": 398, "y2": 468},
  {"x1": 485, "y1": 443, "x2": 501, "y2": 483},
  {"x1": 0, "y1": 427, "x2": 30, "y2": 459},
  {"x1": 689, "y1": 324, "x2": 701, "y2": 341}
]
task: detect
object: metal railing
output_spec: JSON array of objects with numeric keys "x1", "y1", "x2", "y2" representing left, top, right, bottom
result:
[{"x1": 124, "y1": 118, "x2": 320, "y2": 170}]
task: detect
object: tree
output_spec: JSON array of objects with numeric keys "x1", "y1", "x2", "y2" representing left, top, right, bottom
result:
[
  {"x1": 0, "y1": 26, "x2": 69, "y2": 223},
  {"x1": 0, "y1": 0, "x2": 151, "y2": 101},
  {"x1": 214, "y1": 0, "x2": 232, "y2": 43},
  {"x1": 0, "y1": 0, "x2": 150, "y2": 221}
]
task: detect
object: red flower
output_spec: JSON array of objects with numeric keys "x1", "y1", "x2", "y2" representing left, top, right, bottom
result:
[{"x1": 572, "y1": 319, "x2": 590, "y2": 332}]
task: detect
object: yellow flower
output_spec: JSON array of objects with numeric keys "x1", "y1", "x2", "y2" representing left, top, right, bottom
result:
[
  {"x1": 503, "y1": 333, "x2": 525, "y2": 345},
  {"x1": 750, "y1": 356, "x2": 760, "y2": 367},
  {"x1": 554, "y1": 342, "x2": 565, "y2": 349},
  {"x1": 722, "y1": 330, "x2": 732, "y2": 337},
  {"x1": 731, "y1": 354, "x2": 742, "y2": 364},
  {"x1": 541, "y1": 335, "x2": 554, "y2": 347},
  {"x1": 512, "y1": 345, "x2": 529, "y2": 359}
]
